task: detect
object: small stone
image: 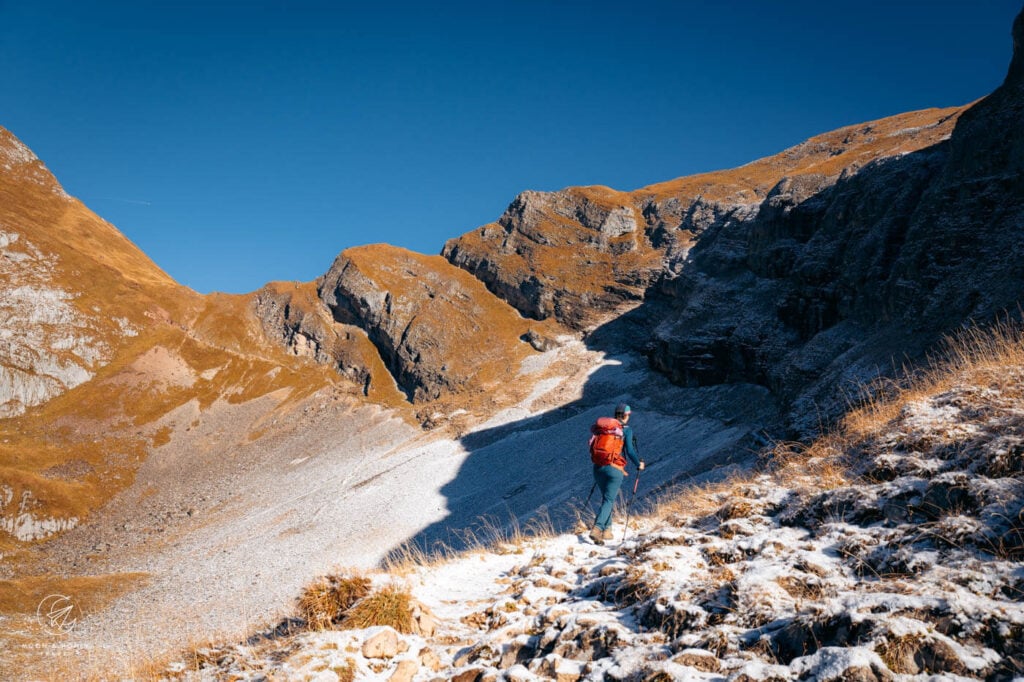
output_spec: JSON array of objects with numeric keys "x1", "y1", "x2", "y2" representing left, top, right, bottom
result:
[
  {"x1": 673, "y1": 649, "x2": 721, "y2": 672},
  {"x1": 505, "y1": 665, "x2": 533, "y2": 682},
  {"x1": 417, "y1": 611, "x2": 437, "y2": 637},
  {"x1": 522, "y1": 329, "x2": 558, "y2": 351},
  {"x1": 388, "y1": 659, "x2": 419, "y2": 682},
  {"x1": 449, "y1": 668, "x2": 485, "y2": 682},
  {"x1": 419, "y1": 647, "x2": 442, "y2": 672},
  {"x1": 363, "y1": 628, "x2": 401, "y2": 659}
]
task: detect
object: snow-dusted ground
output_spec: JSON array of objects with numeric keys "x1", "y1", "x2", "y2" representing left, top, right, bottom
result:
[
  {"x1": 164, "y1": 363, "x2": 1024, "y2": 681},
  {"x1": 3, "y1": 339, "x2": 778, "y2": 678}
]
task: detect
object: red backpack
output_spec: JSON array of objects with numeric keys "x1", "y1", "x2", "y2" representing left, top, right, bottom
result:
[{"x1": 589, "y1": 417, "x2": 626, "y2": 468}]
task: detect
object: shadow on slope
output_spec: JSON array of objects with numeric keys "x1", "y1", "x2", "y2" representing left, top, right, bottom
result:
[{"x1": 385, "y1": 307, "x2": 781, "y2": 560}]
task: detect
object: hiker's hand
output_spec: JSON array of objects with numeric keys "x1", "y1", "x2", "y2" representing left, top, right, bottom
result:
[{"x1": 638, "y1": 461, "x2": 646, "y2": 471}]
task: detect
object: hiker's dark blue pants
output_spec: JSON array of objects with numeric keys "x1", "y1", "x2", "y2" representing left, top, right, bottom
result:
[{"x1": 593, "y1": 464, "x2": 625, "y2": 531}]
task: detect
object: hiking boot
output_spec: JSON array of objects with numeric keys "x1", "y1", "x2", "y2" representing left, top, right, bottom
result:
[{"x1": 589, "y1": 527, "x2": 604, "y2": 545}]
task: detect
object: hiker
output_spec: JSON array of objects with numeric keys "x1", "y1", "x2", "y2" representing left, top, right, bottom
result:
[{"x1": 589, "y1": 403, "x2": 645, "y2": 544}]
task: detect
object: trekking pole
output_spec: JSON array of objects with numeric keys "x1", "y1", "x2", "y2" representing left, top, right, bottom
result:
[
  {"x1": 621, "y1": 468, "x2": 642, "y2": 543},
  {"x1": 584, "y1": 481, "x2": 598, "y2": 524}
]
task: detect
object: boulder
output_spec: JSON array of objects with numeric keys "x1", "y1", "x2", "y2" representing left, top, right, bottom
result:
[{"x1": 362, "y1": 628, "x2": 406, "y2": 659}]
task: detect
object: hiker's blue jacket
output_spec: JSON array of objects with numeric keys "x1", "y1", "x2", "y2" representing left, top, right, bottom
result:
[{"x1": 621, "y1": 424, "x2": 641, "y2": 470}]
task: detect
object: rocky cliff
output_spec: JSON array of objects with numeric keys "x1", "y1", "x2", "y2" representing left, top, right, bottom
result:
[
  {"x1": 251, "y1": 279, "x2": 407, "y2": 405},
  {"x1": 642, "y1": 15, "x2": 1024, "y2": 434},
  {"x1": 441, "y1": 108, "x2": 965, "y2": 334},
  {"x1": 434, "y1": 11, "x2": 1024, "y2": 438},
  {"x1": 318, "y1": 244, "x2": 544, "y2": 404}
]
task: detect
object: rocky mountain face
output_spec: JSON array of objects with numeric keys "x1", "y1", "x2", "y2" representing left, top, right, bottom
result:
[
  {"x1": 443, "y1": 186, "x2": 662, "y2": 329},
  {"x1": 251, "y1": 279, "x2": 406, "y2": 404},
  {"x1": 645, "y1": 59, "x2": 1023, "y2": 434},
  {"x1": 318, "y1": 244, "x2": 541, "y2": 403},
  {"x1": 283, "y1": 101, "x2": 973, "y2": 423},
  {"x1": 441, "y1": 108, "x2": 965, "y2": 336}
]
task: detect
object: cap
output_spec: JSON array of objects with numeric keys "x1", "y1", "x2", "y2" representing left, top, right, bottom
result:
[{"x1": 615, "y1": 403, "x2": 631, "y2": 417}]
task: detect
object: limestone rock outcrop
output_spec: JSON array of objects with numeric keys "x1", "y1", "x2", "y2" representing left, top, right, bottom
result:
[
  {"x1": 442, "y1": 106, "x2": 966, "y2": 335},
  {"x1": 252, "y1": 280, "x2": 402, "y2": 402},
  {"x1": 443, "y1": 187, "x2": 661, "y2": 329},
  {"x1": 318, "y1": 244, "x2": 535, "y2": 402},
  {"x1": 0, "y1": 228, "x2": 107, "y2": 417}
]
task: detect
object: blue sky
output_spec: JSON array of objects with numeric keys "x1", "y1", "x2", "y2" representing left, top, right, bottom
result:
[{"x1": 1, "y1": 1, "x2": 1020, "y2": 293}]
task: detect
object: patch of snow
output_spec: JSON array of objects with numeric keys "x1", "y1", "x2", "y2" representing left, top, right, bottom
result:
[{"x1": 791, "y1": 647, "x2": 887, "y2": 681}]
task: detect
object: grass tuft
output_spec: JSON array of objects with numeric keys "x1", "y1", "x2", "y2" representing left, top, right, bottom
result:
[
  {"x1": 340, "y1": 585, "x2": 415, "y2": 634},
  {"x1": 297, "y1": 573, "x2": 371, "y2": 630}
]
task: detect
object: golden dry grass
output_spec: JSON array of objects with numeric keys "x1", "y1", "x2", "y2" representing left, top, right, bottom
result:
[
  {"x1": 643, "y1": 105, "x2": 968, "y2": 203},
  {"x1": 876, "y1": 634, "x2": 927, "y2": 674},
  {"x1": 0, "y1": 572, "x2": 149, "y2": 616},
  {"x1": 382, "y1": 510, "x2": 558, "y2": 575},
  {"x1": 767, "y1": 436, "x2": 852, "y2": 492},
  {"x1": 297, "y1": 574, "x2": 372, "y2": 630},
  {"x1": 646, "y1": 472, "x2": 760, "y2": 523},
  {"x1": 334, "y1": 660, "x2": 357, "y2": 682},
  {"x1": 380, "y1": 540, "x2": 449, "y2": 576},
  {"x1": 40, "y1": 640, "x2": 193, "y2": 682},
  {"x1": 614, "y1": 565, "x2": 662, "y2": 606},
  {"x1": 843, "y1": 318, "x2": 1024, "y2": 440},
  {"x1": 340, "y1": 585, "x2": 415, "y2": 633}
]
